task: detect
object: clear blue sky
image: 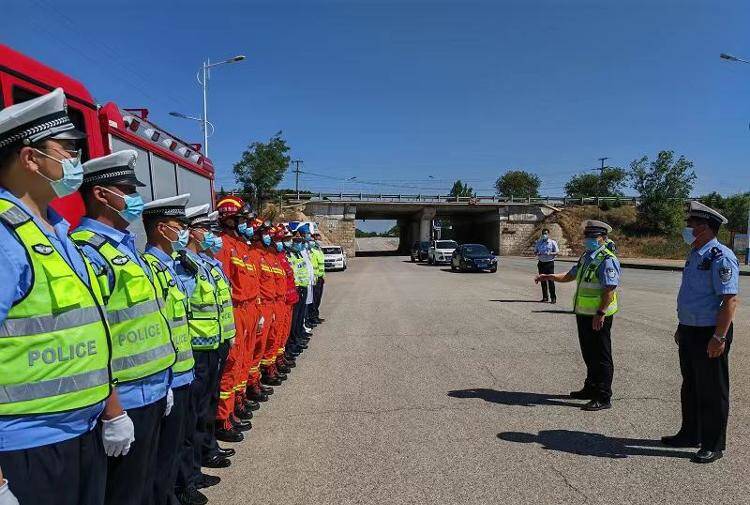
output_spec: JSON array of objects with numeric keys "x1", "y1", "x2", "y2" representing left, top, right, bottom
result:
[{"x1": 3, "y1": 0, "x2": 750, "y2": 232}]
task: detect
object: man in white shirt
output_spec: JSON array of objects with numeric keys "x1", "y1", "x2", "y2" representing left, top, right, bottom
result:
[{"x1": 534, "y1": 228, "x2": 559, "y2": 303}]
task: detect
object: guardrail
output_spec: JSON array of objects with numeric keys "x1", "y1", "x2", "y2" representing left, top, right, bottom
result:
[{"x1": 287, "y1": 193, "x2": 645, "y2": 206}]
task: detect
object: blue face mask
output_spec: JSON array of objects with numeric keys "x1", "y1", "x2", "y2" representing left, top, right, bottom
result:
[
  {"x1": 262, "y1": 234, "x2": 272, "y2": 246},
  {"x1": 200, "y1": 231, "x2": 215, "y2": 251},
  {"x1": 209, "y1": 235, "x2": 224, "y2": 254},
  {"x1": 166, "y1": 226, "x2": 189, "y2": 252},
  {"x1": 103, "y1": 188, "x2": 144, "y2": 223},
  {"x1": 237, "y1": 222, "x2": 250, "y2": 237},
  {"x1": 275, "y1": 242, "x2": 284, "y2": 252},
  {"x1": 304, "y1": 233, "x2": 312, "y2": 241},
  {"x1": 34, "y1": 148, "x2": 84, "y2": 197},
  {"x1": 583, "y1": 238, "x2": 600, "y2": 251}
]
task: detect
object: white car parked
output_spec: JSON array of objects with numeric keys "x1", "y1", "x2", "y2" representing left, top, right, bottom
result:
[
  {"x1": 322, "y1": 245, "x2": 347, "y2": 271},
  {"x1": 428, "y1": 239, "x2": 458, "y2": 265}
]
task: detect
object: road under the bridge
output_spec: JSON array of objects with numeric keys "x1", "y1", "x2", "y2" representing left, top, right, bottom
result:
[{"x1": 304, "y1": 200, "x2": 557, "y2": 256}]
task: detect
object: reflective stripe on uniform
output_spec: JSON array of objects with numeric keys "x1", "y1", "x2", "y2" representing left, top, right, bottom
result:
[
  {"x1": 0, "y1": 306, "x2": 102, "y2": 337},
  {"x1": 106, "y1": 299, "x2": 162, "y2": 325},
  {"x1": 0, "y1": 368, "x2": 109, "y2": 404},
  {"x1": 110, "y1": 342, "x2": 176, "y2": 373}
]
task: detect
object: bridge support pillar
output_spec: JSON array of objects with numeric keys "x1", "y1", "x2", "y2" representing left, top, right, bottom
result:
[{"x1": 419, "y1": 207, "x2": 436, "y2": 242}]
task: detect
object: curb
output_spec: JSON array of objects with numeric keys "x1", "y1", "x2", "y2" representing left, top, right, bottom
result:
[{"x1": 555, "y1": 257, "x2": 750, "y2": 276}]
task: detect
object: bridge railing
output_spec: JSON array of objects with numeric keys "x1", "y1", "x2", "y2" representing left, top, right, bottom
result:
[{"x1": 289, "y1": 193, "x2": 644, "y2": 206}]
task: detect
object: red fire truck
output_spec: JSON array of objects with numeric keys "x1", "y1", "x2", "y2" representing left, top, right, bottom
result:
[{"x1": 0, "y1": 44, "x2": 215, "y2": 242}]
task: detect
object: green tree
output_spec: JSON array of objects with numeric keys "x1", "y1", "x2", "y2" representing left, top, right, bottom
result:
[
  {"x1": 565, "y1": 167, "x2": 628, "y2": 198},
  {"x1": 495, "y1": 170, "x2": 541, "y2": 198},
  {"x1": 383, "y1": 224, "x2": 401, "y2": 237},
  {"x1": 233, "y1": 131, "x2": 291, "y2": 208},
  {"x1": 629, "y1": 151, "x2": 696, "y2": 234},
  {"x1": 449, "y1": 179, "x2": 474, "y2": 198},
  {"x1": 701, "y1": 192, "x2": 750, "y2": 233}
]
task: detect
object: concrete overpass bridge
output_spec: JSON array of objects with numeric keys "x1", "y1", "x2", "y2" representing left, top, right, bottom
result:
[{"x1": 294, "y1": 194, "x2": 571, "y2": 257}]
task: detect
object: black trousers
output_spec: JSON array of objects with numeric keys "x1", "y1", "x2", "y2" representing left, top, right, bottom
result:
[
  {"x1": 176, "y1": 349, "x2": 220, "y2": 492},
  {"x1": 150, "y1": 384, "x2": 191, "y2": 505},
  {"x1": 575, "y1": 315, "x2": 614, "y2": 402},
  {"x1": 537, "y1": 261, "x2": 556, "y2": 300},
  {"x1": 204, "y1": 341, "x2": 231, "y2": 458},
  {"x1": 311, "y1": 278, "x2": 324, "y2": 320},
  {"x1": 107, "y1": 397, "x2": 166, "y2": 505},
  {"x1": 0, "y1": 425, "x2": 107, "y2": 505},
  {"x1": 677, "y1": 324, "x2": 732, "y2": 452}
]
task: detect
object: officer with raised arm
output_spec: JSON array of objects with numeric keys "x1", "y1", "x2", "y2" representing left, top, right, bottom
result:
[
  {"x1": 661, "y1": 202, "x2": 739, "y2": 464},
  {"x1": 535, "y1": 220, "x2": 620, "y2": 412},
  {"x1": 0, "y1": 89, "x2": 133, "y2": 505}
]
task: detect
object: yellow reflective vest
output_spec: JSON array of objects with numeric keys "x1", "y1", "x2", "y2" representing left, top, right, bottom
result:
[
  {"x1": 178, "y1": 252, "x2": 222, "y2": 350},
  {"x1": 142, "y1": 252, "x2": 194, "y2": 374},
  {"x1": 72, "y1": 230, "x2": 175, "y2": 383},
  {"x1": 573, "y1": 248, "x2": 619, "y2": 316},
  {"x1": 0, "y1": 200, "x2": 111, "y2": 415}
]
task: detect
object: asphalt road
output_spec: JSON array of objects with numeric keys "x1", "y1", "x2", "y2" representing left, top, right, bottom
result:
[{"x1": 204, "y1": 256, "x2": 749, "y2": 505}]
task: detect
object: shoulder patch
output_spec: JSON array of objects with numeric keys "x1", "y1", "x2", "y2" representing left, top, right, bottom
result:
[
  {"x1": 111, "y1": 256, "x2": 130, "y2": 266},
  {"x1": 606, "y1": 267, "x2": 616, "y2": 279},
  {"x1": 32, "y1": 244, "x2": 54, "y2": 255},
  {"x1": 719, "y1": 265, "x2": 732, "y2": 283},
  {"x1": 709, "y1": 247, "x2": 724, "y2": 261}
]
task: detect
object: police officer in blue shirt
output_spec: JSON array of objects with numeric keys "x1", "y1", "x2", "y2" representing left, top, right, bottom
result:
[
  {"x1": 535, "y1": 220, "x2": 621, "y2": 411},
  {"x1": 534, "y1": 228, "x2": 559, "y2": 303},
  {"x1": 661, "y1": 201, "x2": 739, "y2": 464},
  {"x1": 0, "y1": 89, "x2": 133, "y2": 505},
  {"x1": 73, "y1": 151, "x2": 173, "y2": 505}
]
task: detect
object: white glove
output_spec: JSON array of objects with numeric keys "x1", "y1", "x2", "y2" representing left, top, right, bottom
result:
[
  {"x1": 0, "y1": 480, "x2": 19, "y2": 505},
  {"x1": 102, "y1": 412, "x2": 135, "y2": 457},
  {"x1": 164, "y1": 388, "x2": 174, "y2": 417},
  {"x1": 256, "y1": 316, "x2": 265, "y2": 335}
]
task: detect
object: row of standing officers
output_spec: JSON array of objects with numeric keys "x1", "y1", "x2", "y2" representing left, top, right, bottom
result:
[{"x1": 0, "y1": 89, "x2": 328, "y2": 505}]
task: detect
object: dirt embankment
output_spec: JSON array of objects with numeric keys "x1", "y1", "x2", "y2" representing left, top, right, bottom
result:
[{"x1": 547, "y1": 205, "x2": 693, "y2": 259}]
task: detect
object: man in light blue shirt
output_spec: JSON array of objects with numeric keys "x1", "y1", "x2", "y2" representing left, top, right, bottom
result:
[
  {"x1": 662, "y1": 201, "x2": 739, "y2": 464},
  {"x1": 74, "y1": 152, "x2": 171, "y2": 505},
  {"x1": 534, "y1": 228, "x2": 559, "y2": 303}
]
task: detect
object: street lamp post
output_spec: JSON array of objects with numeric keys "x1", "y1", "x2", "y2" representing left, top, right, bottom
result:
[
  {"x1": 196, "y1": 55, "x2": 245, "y2": 157},
  {"x1": 720, "y1": 52, "x2": 750, "y2": 264},
  {"x1": 168, "y1": 111, "x2": 215, "y2": 137}
]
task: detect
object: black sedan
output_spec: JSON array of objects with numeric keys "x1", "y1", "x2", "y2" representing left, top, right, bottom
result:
[
  {"x1": 410, "y1": 240, "x2": 430, "y2": 262},
  {"x1": 451, "y1": 244, "x2": 498, "y2": 272}
]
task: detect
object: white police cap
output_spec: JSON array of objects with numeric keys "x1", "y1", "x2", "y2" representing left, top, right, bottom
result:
[
  {"x1": 82, "y1": 150, "x2": 146, "y2": 187},
  {"x1": 186, "y1": 204, "x2": 212, "y2": 226},
  {"x1": 582, "y1": 219, "x2": 612, "y2": 235},
  {"x1": 0, "y1": 88, "x2": 85, "y2": 151},
  {"x1": 142, "y1": 193, "x2": 191, "y2": 221},
  {"x1": 688, "y1": 201, "x2": 728, "y2": 226}
]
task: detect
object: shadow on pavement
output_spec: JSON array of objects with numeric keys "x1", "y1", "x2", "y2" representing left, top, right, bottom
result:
[
  {"x1": 497, "y1": 430, "x2": 694, "y2": 460},
  {"x1": 447, "y1": 388, "x2": 581, "y2": 408},
  {"x1": 532, "y1": 309, "x2": 575, "y2": 314},
  {"x1": 490, "y1": 299, "x2": 540, "y2": 303}
]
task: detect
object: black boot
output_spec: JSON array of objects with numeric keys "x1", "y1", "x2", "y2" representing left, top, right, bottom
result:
[
  {"x1": 235, "y1": 404, "x2": 253, "y2": 420},
  {"x1": 230, "y1": 414, "x2": 252, "y2": 432},
  {"x1": 215, "y1": 423, "x2": 244, "y2": 443},
  {"x1": 245, "y1": 399, "x2": 261, "y2": 411},
  {"x1": 177, "y1": 487, "x2": 208, "y2": 505},
  {"x1": 261, "y1": 384, "x2": 275, "y2": 395}
]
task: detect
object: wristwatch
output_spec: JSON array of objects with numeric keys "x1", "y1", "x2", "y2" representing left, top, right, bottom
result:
[
  {"x1": 713, "y1": 334, "x2": 727, "y2": 343},
  {"x1": 596, "y1": 310, "x2": 605, "y2": 316}
]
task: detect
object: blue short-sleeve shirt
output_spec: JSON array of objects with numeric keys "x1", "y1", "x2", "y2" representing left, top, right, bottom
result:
[
  {"x1": 677, "y1": 238, "x2": 739, "y2": 326},
  {"x1": 74, "y1": 219, "x2": 168, "y2": 410},
  {"x1": 0, "y1": 189, "x2": 104, "y2": 451},
  {"x1": 535, "y1": 238, "x2": 559, "y2": 262}
]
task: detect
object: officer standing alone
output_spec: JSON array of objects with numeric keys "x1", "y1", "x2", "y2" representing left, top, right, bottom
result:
[
  {"x1": 535, "y1": 220, "x2": 620, "y2": 411},
  {"x1": 534, "y1": 228, "x2": 559, "y2": 303},
  {"x1": 661, "y1": 202, "x2": 739, "y2": 464}
]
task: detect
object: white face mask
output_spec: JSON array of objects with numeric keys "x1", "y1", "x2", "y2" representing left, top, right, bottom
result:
[{"x1": 682, "y1": 227, "x2": 696, "y2": 245}]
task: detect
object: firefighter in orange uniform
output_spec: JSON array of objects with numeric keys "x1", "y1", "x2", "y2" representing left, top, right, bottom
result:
[
  {"x1": 213, "y1": 196, "x2": 260, "y2": 442},
  {"x1": 247, "y1": 219, "x2": 283, "y2": 387},
  {"x1": 264, "y1": 226, "x2": 292, "y2": 379}
]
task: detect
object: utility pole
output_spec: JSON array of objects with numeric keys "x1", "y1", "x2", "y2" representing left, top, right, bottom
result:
[
  {"x1": 591, "y1": 156, "x2": 609, "y2": 202},
  {"x1": 292, "y1": 159, "x2": 303, "y2": 200}
]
